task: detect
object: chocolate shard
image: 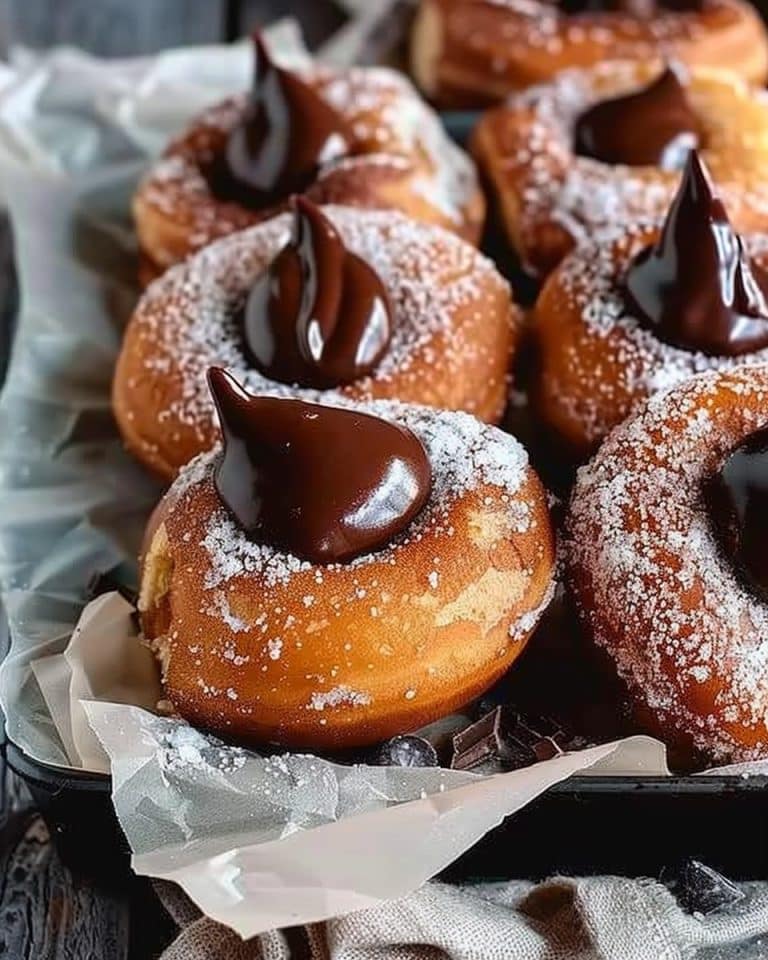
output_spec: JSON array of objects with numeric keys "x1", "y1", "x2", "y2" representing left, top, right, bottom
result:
[
  {"x1": 451, "y1": 707, "x2": 581, "y2": 773},
  {"x1": 375, "y1": 735, "x2": 439, "y2": 768},
  {"x1": 676, "y1": 860, "x2": 745, "y2": 915}
]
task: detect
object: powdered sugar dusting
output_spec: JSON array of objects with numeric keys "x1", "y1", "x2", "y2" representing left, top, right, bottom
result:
[
  {"x1": 138, "y1": 62, "x2": 478, "y2": 266},
  {"x1": 478, "y1": 61, "x2": 768, "y2": 273},
  {"x1": 544, "y1": 222, "x2": 768, "y2": 446},
  {"x1": 186, "y1": 400, "x2": 530, "y2": 590},
  {"x1": 565, "y1": 366, "x2": 768, "y2": 763},
  {"x1": 307, "y1": 686, "x2": 372, "y2": 711},
  {"x1": 130, "y1": 205, "x2": 509, "y2": 455}
]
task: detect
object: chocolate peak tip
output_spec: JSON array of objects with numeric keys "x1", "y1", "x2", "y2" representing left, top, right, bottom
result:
[{"x1": 622, "y1": 150, "x2": 768, "y2": 356}]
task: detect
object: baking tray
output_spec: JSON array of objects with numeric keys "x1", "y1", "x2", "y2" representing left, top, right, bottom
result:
[{"x1": 2, "y1": 115, "x2": 768, "y2": 885}]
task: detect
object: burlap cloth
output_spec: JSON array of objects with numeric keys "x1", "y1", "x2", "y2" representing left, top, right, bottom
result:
[{"x1": 154, "y1": 876, "x2": 768, "y2": 960}]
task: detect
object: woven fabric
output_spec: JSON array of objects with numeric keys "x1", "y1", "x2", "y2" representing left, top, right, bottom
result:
[{"x1": 155, "y1": 877, "x2": 768, "y2": 960}]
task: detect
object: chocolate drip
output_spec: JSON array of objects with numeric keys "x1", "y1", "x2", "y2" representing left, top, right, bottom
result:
[
  {"x1": 622, "y1": 152, "x2": 768, "y2": 356},
  {"x1": 207, "y1": 368, "x2": 432, "y2": 563},
  {"x1": 707, "y1": 427, "x2": 768, "y2": 603},
  {"x1": 243, "y1": 198, "x2": 392, "y2": 388},
  {"x1": 574, "y1": 64, "x2": 701, "y2": 168},
  {"x1": 213, "y1": 33, "x2": 349, "y2": 207}
]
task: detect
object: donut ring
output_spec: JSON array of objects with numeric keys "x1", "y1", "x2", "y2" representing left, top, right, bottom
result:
[
  {"x1": 566, "y1": 366, "x2": 768, "y2": 765},
  {"x1": 471, "y1": 62, "x2": 768, "y2": 277},
  {"x1": 134, "y1": 63, "x2": 485, "y2": 282},
  {"x1": 411, "y1": 0, "x2": 768, "y2": 108},
  {"x1": 532, "y1": 222, "x2": 768, "y2": 457},
  {"x1": 138, "y1": 401, "x2": 556, "y2": 750},
  {"x1": 114, "y1": 206, "x2": 519, "y2": 480}
]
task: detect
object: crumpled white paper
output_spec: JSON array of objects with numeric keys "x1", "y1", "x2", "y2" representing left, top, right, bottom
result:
[{"x1": 0, "y1": 27, "x2": 750, "y2": 941}]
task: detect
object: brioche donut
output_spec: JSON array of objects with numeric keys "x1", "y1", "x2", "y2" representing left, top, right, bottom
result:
[
  {"x1": 114, "y1": 205, "x2": 519, "y2": 480},
  {"x1": 471, "y1": 61, "x2": 768, "y2": 277},
  {"x1": 139, "y1": 399, "x2": 556, "y2": 750},
  {"x1": 412, "y1": 0, "x2": 768, "y2": 108},
  {"x1": 134, "y1": 48, "x2": 484, "y2": 283},
  {"x1": 565, "y1": 365, "x2": 768, "y2": 764},
  {"x1": 532, "y1": 151, "x2": 768, "y2": 458}
]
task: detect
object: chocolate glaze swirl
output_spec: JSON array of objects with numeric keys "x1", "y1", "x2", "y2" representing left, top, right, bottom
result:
[
  {"x1": 213, "y1": 33, "x2": 349, "y2": 208},
  {"x1": 242, "y1": 198, "x2": 393, "y2": 388},
  {"x1": 708, "y1": 427, "x2": 768, "y2": 603},
  {"x1": 208, "y1": 368, "x2": 432, "y2": 563},
  {"x1": 622, "y1": 151, "x2": 768, "y2": 356},
  {"x1": 574, "y1": 64, "x2": 702, "y2": 169}
]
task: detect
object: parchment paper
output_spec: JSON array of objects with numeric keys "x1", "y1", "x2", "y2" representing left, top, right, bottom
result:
[{"x1": 0, "y1": 31, "x2": 746, "y2": 939}]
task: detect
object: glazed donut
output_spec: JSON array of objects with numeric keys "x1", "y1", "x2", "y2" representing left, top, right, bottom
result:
[
  {"x1": 411, "y1": 0, "x2": 768, "y2": 108},
  {"x1": 533, "y1": 150, "x2": 768, "y2": 457},
  {"x1": 114, "y1": 203, "x2": 519, "y2": 480},
  {"x1": 565, "y1": 365, "x2": 768, "y2": 765},
  {"x1": 139, "y1": 373, "x2": 556, "y2": 750},
  {"x1": 134, "y1": 36, "x2": 484, "y2": 283},
  {"x1": 471, "y1": 60, "x2": 768, "y2": 277}
]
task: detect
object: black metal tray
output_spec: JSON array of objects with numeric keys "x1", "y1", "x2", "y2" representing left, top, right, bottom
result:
[{"x1": 2, "y1": 115, "x2": 768, "y2": 886}]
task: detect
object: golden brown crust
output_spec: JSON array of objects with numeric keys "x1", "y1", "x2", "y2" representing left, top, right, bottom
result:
[
  {"x1": 531, "y1": 221, "x2": 768, "y2": 458},
  {"x1": 471, "y1": 62, "x2": 768, "y2": 277},
  {"x1": 139, "y1": 405, "x2": 556, "y2": 750},
  {"x1": 134, "y1": 65, "x2": 484, "y2": 279},
  {"x1": 114, "y1": 206, "x2": 520, "y2": 480},
  {"x1": 565, "y1": 366, "x2": 768, "y2": 764},
  {"x1": 412, "y1": 0, "x2": 768, "y2": 107}
]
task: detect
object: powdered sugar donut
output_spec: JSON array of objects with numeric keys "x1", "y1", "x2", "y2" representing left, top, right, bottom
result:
[
  {"x1": 139, "y1": 401, "x2": 556, "y2": 750},
  {"x1": 135, "y1": 58, "x2": 484, "y2": 283},
  {"x1": 566, "y1": 366, "x2": 768, "y2": 765},
  {"x1": 113, "y1": 206, "x2": 519, "y2": 480},
  {"x1": 412, "y1": 0, "x2": 768, "y2": 108},
  {"x1": 471, "y1": 61, "x2": 768, "y2": 277}
]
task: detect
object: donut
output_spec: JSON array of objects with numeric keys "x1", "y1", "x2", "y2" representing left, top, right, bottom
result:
[
  {"x1": 114, "y1": 203, "x2": 520, "y2": 480},
  {"x1": 411, "y1": 0, "x2": 768, "y2": 108},
  {"x1": 532, "y1": 150, "x2": 768, "y2": 457},
  {"x1": 565, "y1": 365, "x2": 768, "y2": 765},
  {"x1": 134, "y1": 35, "x2": 484, "y2": 283},
  {"x1": 139, "y1": 371, "x2": 556, "y2": 750},
  {"x1": 471, "y1": 60, "x2": 768, "y2": 277}
]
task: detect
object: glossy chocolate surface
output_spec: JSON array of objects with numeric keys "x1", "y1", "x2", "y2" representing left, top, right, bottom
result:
[
  {"x1": 708, "y1": 427, "x2": 768, "y2": 603},
  {"x1": 622, "y1": 152, "x2": 768, "y2": 356},
  {"x1": 208, "y1": 368, "x2": 432, "y2": 563},
  {"x1": 574, "y1": 65, "x2": 701, "y2": 169},
  {"x1": 243, "y1": 198, "x2": 392, "y2": 388},
  {"x1": 213, "y1": 34, "x2": 349, "y2": 207}
]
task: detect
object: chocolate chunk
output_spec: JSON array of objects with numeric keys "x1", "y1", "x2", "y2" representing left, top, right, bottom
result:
[
  {"x1": 574, "y1": 64, "x2": 701, "y2": 169},
  {"x1": 451, "y1": 707, "x2": 576, "y2": 772},
  {"x1": 212, "y1": 33, "x2": 349, "y2": 207},
  {"x1": 375, "y1": 735, "x2": 439, "y2": 768},
  {"x1": 243, "y1": 198, "x2": 392, "y2": 388},
  {"x1": 623, "y1": 151, "x2": 768, "y2": 356},
  {"x1": 676, "y1": 860, "x2": 745, "y2": 915},
  {"x1": 207, "y1": 368, "x2": 432, "y2": 563}
]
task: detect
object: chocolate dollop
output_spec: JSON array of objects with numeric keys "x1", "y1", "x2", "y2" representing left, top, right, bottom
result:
[
  {"x1": 707, "y1": 427, "x2": 768, "y2": 603},
  {"x1": 574, "y1": 64, "x2": 701, "y2": 168},
  {"x1": 214, "y1": 34, "x2": 349, "y2": 207},
  {"x1": 622, "y1": 151, "x2": 768, "y2": 356},
  {"x1": 243, "y1": 198, "x2": 393, "y2": 388},
  {"x1": 207, "y1": 368, "x2": 432, "y2": 563}
]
